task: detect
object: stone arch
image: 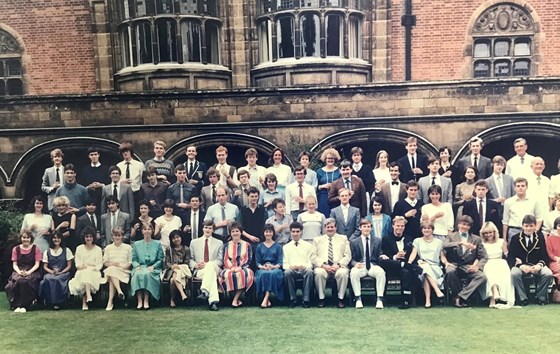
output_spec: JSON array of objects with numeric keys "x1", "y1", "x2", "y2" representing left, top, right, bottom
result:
[
  {"x1": 165, "y1": 132, "x2": 286, "y2": 168},
  {"x1": 452, "y1": 122, "x2": 560, "y2": 176}
]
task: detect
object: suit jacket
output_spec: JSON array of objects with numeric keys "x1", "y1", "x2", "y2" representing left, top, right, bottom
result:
[
  {"x1": 462, "y1": 198, "x2": 502, "y2": 237},
  {"x1": 485, "y1": 174, "x2": 515, "y2": 201},
  {"x1": 200, "y1": 184, "x2": 234, "y2": 211},
  {"x1": 352, "y1": 164, "x2": 376, "y2": 195},
  {"x1": 507, "y1": 231, "x2": 548, "y2": 268},
  {"x1": 183, "y1": 209, "x2": 206, "y2": 246},
  {"x1": 184, "y1": 160, "x2": 208, "y2": 191},
  {"x1": 396, "y1": 154, "x2": 428, "y2": 183},
  {"x1": 443, "y1": 232, "x2": 487, "y2": 269},
  {"x1": 312, "y1": 233, "x2": 351, "y2": 268},
  {"x1": 328, "y1": 176, "x2": 368, "y2": 217},
  {"x1": 41, "y1": 165, "x2": 65, "y2": 210},
  {"x1": 392, "y1": 199, "x2": 424, "y2": 238},
  {"x1": 100, "y1": 211, "x2": 131, "y2": 246},
  {"x1": 76, "y1": 213, "x2": 101, "y2": 242},
  {"x1": 101, "y1": 183, "x2": 135, "y2": 219},
  {"x1": 455, "y1": 155, "x2": 493, "y2": 180},
  {"x1": 418, "y1": 175, "x2": 453, "y2": 204},
  {"x1": 378, "y1": 182, "x2": 407, "y2": 214},
  {"x1": 350, "y1": 235, "x2": 382, "y2": 266},
  {"x1": 330, "y1": 205, "x2": 361, "y2": 241},
  {"x1": 381, "y1": 233, "x2": 415, "y2": 261},
  {"x1": 189, "y1": 236, "x2": 224, "y2": 270}
]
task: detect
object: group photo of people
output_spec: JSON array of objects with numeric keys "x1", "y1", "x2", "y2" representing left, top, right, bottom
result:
[{"x1": 6, "y1": 136, "x2": 560, "y2": 313}]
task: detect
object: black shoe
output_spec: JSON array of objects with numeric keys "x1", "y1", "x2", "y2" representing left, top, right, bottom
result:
[
  {"x1": 302, "y1": 301, "x2": 311, "y2": 308},
  {"x1": 289, "y1": 301, "x2": 298, "y2": 308},
  {"x1": 197, "y1": 290, "x2": 209, "y2": 302},
  {"x1": 399, "y1": 301, "x2": 411, "y2": 309},
  {"x1": 536, "y1": 299, "x2": 546, "y2": 306},
  {"x1": 317, "y1": 299, "x2": 325, "y2": 308},
  {"x1": 209, "y1": 302, "x2": 219, "y2": 311},
  {"x1": 518, "y1": 299, "x2": 529, "y2": 307},
  {"x1": 453, "y1": 296, "x2": 464, "y2": 308},
  {"x1": 338, "y1": 299, "x2": 345, "y2": 309}
]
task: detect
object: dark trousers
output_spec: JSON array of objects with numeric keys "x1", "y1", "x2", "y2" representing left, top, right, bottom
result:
[
  {"x1": 380, "y1": 259, "x2": 414, "y2": 295},
  {"x1": 445, "y1": 265, "x2": 487, "y2": 301},
  {"x1": 284, "y1": 268, "x2": 313, "y2": 303}
]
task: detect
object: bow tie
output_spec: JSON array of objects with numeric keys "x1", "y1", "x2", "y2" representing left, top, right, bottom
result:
[{"x1": 391, "y1": 181, "x2": 399, "y2": 186}]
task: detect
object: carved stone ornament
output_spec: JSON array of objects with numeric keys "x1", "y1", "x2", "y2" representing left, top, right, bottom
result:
[
  {"x1": 0, "y1": 30, "x2": 21, "y2": 54},
  {"x1": 473, "y1": 4, "x2": 534, "y2": 34}
]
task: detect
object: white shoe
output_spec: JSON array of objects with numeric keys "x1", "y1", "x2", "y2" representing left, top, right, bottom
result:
[
  {"x1": 355, "y1": 300, "x2": 364, "y2": 309},
  {"x1": 106, "y1": 304, "x2": 113, "y2": 311},
  {"x1": 13, "y1": 308, "x2": 21, "y2": 313},
  {"x1": 376, "y1": 300, "x2": 384, "y2": 309},
  {"x1": 20, "y1": 308, "x2": 26, "y2": 313}
]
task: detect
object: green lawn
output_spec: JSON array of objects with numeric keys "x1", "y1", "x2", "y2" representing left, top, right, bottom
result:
[{"x1": 1, "y1": 293, "x2": 558, "y2": 354}]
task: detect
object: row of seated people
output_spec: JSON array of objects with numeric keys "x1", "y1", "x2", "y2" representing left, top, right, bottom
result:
[{"x1": 7, "y1": 210, "x2": 560, "y2": 312}]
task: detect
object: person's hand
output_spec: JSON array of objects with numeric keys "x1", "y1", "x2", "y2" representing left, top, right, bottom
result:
[
  {"x1": 68, "y1": 207, "x2": 80, "y2": 213},
  {"x1": 468, "y1": 264, "x2": 479, "y2": 273},
  {"x1": 396, "y1": 251, "x2": 406, "y2": 259},
  {"x1": 147, "y1": 266, "x2": 154, "y2": 272},
  {"x1": 531, "y1": 265, "x2": 543, "y2": 274},
  {"x1": 496, "y1": 197, "x2": 506, "y2": 203},
  {"x1": 412, "y1": 168, "x2": 423, "y2": 175},
  {"x1": 520, "y1": 265, "x2": 531, "y2": 273},
  {"x1": 331, "y1": 263, "x2": 340, "y2": 272},
  {"x1": 445, "y1": 263, "x2": 456, "y2": 271},
  {"x1": 464, "y1": 195, "x2": 473, "y2": 201},
  {"x1": 515, "y1": 258, "x2": 522, "y2": 266},
  {"x1": 434, "y1": 212, "x2": 445, "y2": 219},
  {"x1": 355, "y1": 263, "x2": 364, "y2": 269},
  {"x1": 405, "y1": 209, "x2": 417, "y2": 217},
  {"x1": 196, "y1": 262, "x2": 205, "y2": 270},
  {"x1": 380, "y1": 255, "x2": 389, "y2": 260},
  {"x1": 418, "y1": 260, "x2": 426, "y2": 265},
  {"x1": 52, "y1": 182, "x2": 61, "y2": 190},
  {"x1": 464, "y1": 242, "x2": 476, "y2": 250},
  {"x1": 442, "y1": 171, "x2": 452, "y2": 178},
  {"x1": 58, "y1": 221, "x2": 69, "y2": 229},
  {"x1": 30, "y1": 224, "x2": 38, "y2": 231},
  {"x1": 172, "y1": 264, "x2": 179, "y2": 270},
  {"x1": 249, "y1": 235, "x2": 260, "y2": 243},
  {"x1": 188, "y1": 179, "x2": 198, "y2": 185},
  {"x1": 234, "y1": 190, "x2": 242, "y2": 197}
]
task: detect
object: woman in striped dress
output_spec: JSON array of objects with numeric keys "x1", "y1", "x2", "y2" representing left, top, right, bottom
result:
[{"x1": 219, "y1": 222, "x2": 254, "y2": 307}]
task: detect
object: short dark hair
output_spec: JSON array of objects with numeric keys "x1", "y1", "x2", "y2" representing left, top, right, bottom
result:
[
  {"x1": 238, "y1": 169, "x2": 250, "y2": 178},
  {"x1": 427, "y1": 156, "x2": 438, "y2": 165},
  {"x1": 289, "y1": 221, "x2": 303, "y2": 231},
  {"x1": 174, "y1": 164, "x2": 186, "y2": 173},
  {"x1": 271, "y1": 198, "x2": 285, "y2": 210},
  {"x1": 294, "y1": 165, "x2": 307, "y2": 175},
  {"x1": 203, "y1": 220, "x2": 215, "y2": 228},
  {"x1": 88, "y1": 146, "x2": 100, "y2": 154},
  {"x1": 81, "y1": 226, "x2": 97, "y2": 243},
  {"x1": 206, "y1": 168, "x2": 218, "y2": 178},
  {"x1": 263, "y1": 224, "x2": 275, "y2": 233},
  {"x1": 553, "y1": 216, "x2": 560, "y2": 230},
  {"x1": 64, "y1": 163, "x2": 76, "y2": 173},
  {"x1": 28, "y1": 195, "x2": 45, "y2": 212},
  {"x1": 146, "y1": 167, "x2": 157, "y2": 176},
  {"x1": 105, "y1": 195, "x2": 119, "y2": 206},
  {"x1": 247, "y1": 187, "x2": 260, "y2": 196},
  {"x1": 190, "y1": 195, "x2": 201, "y2": 202},
  {"x1": 230, "y1": 221, "x2": 244, "y2": 234},
  {"x1": 522, "y1": 214, "x2": 537, "y2": 225},
  {"x1": 162, "y1": 199, "x2": 176, "y2": 210},
  {"x1": 457, "y1": 215, "x2": 473, "y2": 226},
  {"x1": 108, "y1": 165, "x2": 121, "y2": 175},
  {"x1": 474, "y1": 179, "x2": 488, "y2": 189},
  {"x1": 427, "y1": 184, "x2": 442, "y2": 196},
  {"x1": 438, "y1": 146, "x2": 452, "y2": 157},
  {"x1": 389, "y1": 161, "x2": 401, "y2": 170},
  {"x1": 339, "y1": 160, "x2": 352, "y2": 169},
  {"x1": 406, "y1": 180, "x2": 419, "y2": 189},
  {"x1": 49, "y1": 230, "x2": 64, "y2": 249},
  {"x1": 119, "y1": 142, "x2": 134, "y2": 154}
]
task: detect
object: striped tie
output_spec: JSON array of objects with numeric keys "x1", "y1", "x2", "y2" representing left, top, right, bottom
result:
[{"x1": 328, "y1": 237, "x2": 333, "y2": 265}]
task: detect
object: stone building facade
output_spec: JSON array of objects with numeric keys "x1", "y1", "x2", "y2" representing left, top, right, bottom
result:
[{"x1": 0, "y1": 0, "x2": 559, "y2": 202}]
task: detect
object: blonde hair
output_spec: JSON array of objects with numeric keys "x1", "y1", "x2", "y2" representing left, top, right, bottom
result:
[
  {"x1": 53, "y1": 196, "x2": 70, "y2": 207},
  {"x1": 480, "y1": 222, "x2": 499, "y2": 243},
  {"x1": 320, "y1": 148, "x2": 341, "y2": 162}
]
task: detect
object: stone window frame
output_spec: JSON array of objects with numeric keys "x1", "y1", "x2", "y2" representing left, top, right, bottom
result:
[{"x1": 0, "y1": 29, "x2": 24, "y2": 96}]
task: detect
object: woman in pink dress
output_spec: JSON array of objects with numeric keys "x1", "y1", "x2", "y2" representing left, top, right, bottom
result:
[{"x1": 546, "y1": 216, "x2": 560, "y2": 286}]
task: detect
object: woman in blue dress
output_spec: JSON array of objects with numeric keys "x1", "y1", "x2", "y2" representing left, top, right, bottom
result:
[
  {"x1": 39, "y1": 231, "x2": 74, "y2": 310},
  {"x1": 131, "y1": 222, "x2": 164, "y2": 310},
  {"x1": 316, "y1": 148, "x2": 341, "y2": 216},
  {"x1": 255, "y1": 224, "x2": 284, "y2": 308}
]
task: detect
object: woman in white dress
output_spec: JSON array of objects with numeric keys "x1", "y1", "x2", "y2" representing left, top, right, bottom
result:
[
  {"x1": 265, "y1": 148, "x2": 293, "y2": 193},
  {"x1": 103, "y1": 227, "x2": 132, "y2": 311},
  {"x1": 373, "y1": 150, "x2": 391, "y2": 191},
  {"x1": 69, "y1": 226, "x2": 105, "y2": 310},
  {"x1": 297, "y1": 196, "x2": 325, "y2": 242},
  {"x1": 154, "y1": 199, "x2": 182, "y2": 249},
  {"x1": 421, "y1": 185, "x2": 454, "y2": 242},
  {"x1": 480, "y1": 221, "x2": 515, "y2": 308},
  {"x1": 21, "y1": 195, "x2": 54, "y2": 253},
  {"x1": 408, "y1": 221, "x2": 447, "y2": 308}
]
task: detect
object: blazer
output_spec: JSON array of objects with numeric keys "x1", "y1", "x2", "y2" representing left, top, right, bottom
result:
[
  {"x1": 507, "y1": 231, "x2": 548, "y2": 268},
  {"x1": 381, "y1": 233, "x2": 415, "y2": 260},
  {"x1": 328, "y1": 175, "x2": 368, "y2": 217},
  {"x1": 350, "y1": 235, "x2": 382, "y2": 266},
  {"x1": 184, "y1": 160, "x2": 208, "y2": 191},
  {"x1": 462, "y1": 198, "x2": 502, "y2": 237},
  {"x1": 378, "y1": 182, "x2": 407, "y2": 214},
  {"x1": 443, "y1": 232, "x2": 487, "y2": 269},
  {"x1": 455, "y1": 155, "x2": 493, "y2": 180},
  {"x1": 392, "y1": 199, "x2": 424, "y2": 239},
  {"x1": 200, "y1": 184, "x2": 233, "y2": 211},
  {"x1": 418, "y1": 175, "x2": 453, "y2": 204},
  {"x1": 183, "y1": 209, "x2": 206, "y2": 246},
  {"x1": 396, "y1": 154, "x2": 428, "y2": 183},
  {"x1": 101, "y1": 183, "x2": 135, "y2": 220},
  {"x1": 189, "y1": 236, "x2": 224, "y2": 270},
  {"x1": 41, "y1": 165, "x2": 65, "y2": 210},
  {"x1": 485, "y1": 174, "x2": 515, "y2": 201},
  {"x1": 100, "y1": 211, "x2": 131, "y2": 246},
  {"x1": 330, "y1": 205, "x2": 361, "y2": 241},
  {"x1": 76, "y1": 213, "x2": 100, "y2": 242},
  {"x1": 312, "y1": 233, "x2": 351, "y2": 268},
  {"x1": 352, "y1": 163, "x2": 376, "y2": 195}
]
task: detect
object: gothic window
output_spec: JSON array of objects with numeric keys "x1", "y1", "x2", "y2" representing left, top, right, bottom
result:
[
  {"x1": 326, "y1": 14, "x2": 343, "y2": 56},
  {"x1": 0, "y1": 29, "x2": 24, "y2": 96},
  {"x1": 472, "y1": 4, "x2": 535, "y2": 78},
  {"x1": 180, "y1": 20, "x2": 201, "y2": 62},
  {"x1": 301, "y1": 14, "x2": 319, "y2": 57},
  {"x1": 258, "y1": 20, "x2": 272, "y2": 63},
  {"x1": 277, "y1": 17, "x2": 295, "y2": 59}
]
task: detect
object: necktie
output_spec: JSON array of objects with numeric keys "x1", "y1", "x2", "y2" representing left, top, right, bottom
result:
[
  {"x1": 55, "y1": 167, "x2": 60, "y2": 183},
  {"x1": 189, "y1": 162, "x2": 194, "y2": 178},
  {"x1": 111, "y1": 212, "x2": 116, "y2": 230},
  {"x1": 473, "y1": 156, "x2": 478, "y2": 170},
  {"x1": 180, "y1": 184, "x2": 184, "y2": 203},
  {"x1": 298, "y1": 183, "x2": 304, "y2": 212},
  {"x1": 392, "y1": 181, "x2": 399, "y2": 186},
  {"x1": 125, "y1": 162, "x2": 131, "y2": 179},
  {"x1": 496, "y1": 175, "x2": 504, "y2": 198},
  {"x1": 520, "y1": 156, "x2": 525, "y2": 165},
  {"x1": 411, "y1": 156, "x2": 416, "y2": 169},
  {"x1": 537, "y1": 176, "x2": 541, "y2": 186},
  {"x1": 345, "y1": 179, "x2": 351, "y2": 191},
  {"x1": 90, "y1": 214, "x2": 96, "y2": 229},
  {"x1": 525, "y1": 236, "x2": 531, "y2": 248},
  {"x1": 328, "y1": 237, "x2": 334, "y2": 265},
  {"x1": 221, "y1": 206, "x2": 228, "y2": 234},
  {"x1": 113, "y1": 184, "x2": 118, "y2": 199},
  {"x1": 365, "y1": 237, "x2": 371, "y2": 270},
  {"x1": 192, "y1": 212, "x2": 198, "y2": 238},
  {"x1": 295, "y1": 241, "x2": 299, "y2": 247},
  {"x1": 203, "y1": 238, "x2": 209, "y2": 262},
  {"x1": 478, "y1": 199, "x2": 484, "y2": 224},
  {"x1": 212, "y1": 185, "x2": 216, "y2": 204},
  {"x1": 431, "y1": 177, "x2": 436, "y2": 186}
]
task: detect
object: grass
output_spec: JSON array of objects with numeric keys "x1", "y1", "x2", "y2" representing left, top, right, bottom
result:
[{"x1": 1, "y1": 293, "x2": 559, "y2": 354}]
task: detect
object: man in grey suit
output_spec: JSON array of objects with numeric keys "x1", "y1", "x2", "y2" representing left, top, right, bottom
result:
[
  {"x1": 41, "y1": 148, "x2": 65, "y2": 210},
  {"x1": 101, "y1": 165, "x2": 135, "y2": 220},
  {"x1": 190, "y1": 220, "x2": 224, "y2": 311},
  {"x1": 418, "y1": 157, "x2": 453, "y2": 204},
  {"x1": 329, "y1": 188, "x2": 361, "y2": 241},
  {"x1": 442, "y1": 215, "x2": 488, "y2": 308},
  {"x1": 100, "y1": 195, "x2": 131, "y2": 247},
  {"x1": 200, "y1": 168, "x2": 230, "y2": 211},
  {"x1": 454, "y1": 137, "x2": 492, "y2": 179},
  {"x1": 378, "y1": 162, "x2": 407, "y2": 214},
  {"x1": 485, "y1": 155, "x2": 515, "y2": 205}
]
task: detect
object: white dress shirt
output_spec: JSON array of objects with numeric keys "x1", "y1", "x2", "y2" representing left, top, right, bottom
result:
[{"x1": 505, "y1": 154, "x2": 535, "y2": 180}]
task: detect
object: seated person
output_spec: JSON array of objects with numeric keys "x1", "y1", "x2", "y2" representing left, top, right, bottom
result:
[
  {"x1": 350, "y1": 218, "x2": 387, "y2": 309},
  {"x1": 283, "y1": 222, "x2": 314, "y2": 308},
  {"x1": 255, "y1": 224, "x2": 285, "y2": 308},
  {"x1": 39, "y1": 231, "x2": 74, "y2": 310},
  {"x1": 189, "y1": 220, "x2": 224, "y2": 311},
  {"x1": 313, "y1": 218, "x2": 351, "y2": 308},
  {"x1": 131, "y1": 223, "x2": 164, "y2": 310},
  {"x1": 508, "y1": 214, "x2": 553, "y2": 306},
  {"x1": 164, "y1": 231, "x2": 192, "y2": 308},
  {"x1": 103, "y1": 227, "x2": 132, "y2": 311},
  {"x1": 5, "y1": 231, "x2": 42, "y2": 313},
  {"x1": 546, "y1": 216, "x2": 560, "y2": 288},
  {"x1": 442, "y1": 215, "x2": 488, "y2": 308}
]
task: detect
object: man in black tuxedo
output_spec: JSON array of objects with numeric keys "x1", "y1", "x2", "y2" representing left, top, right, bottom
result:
[
  {"x1": 508, "y1": 214, "x2": 554, "y2": 306},
  {"x1": 184, "y1": 145, "x2": 208, "y2": 193},
  {"x1": 380, "y1": 216, "x2": 422, "y2": 309},
  {"x1": 182, "y1": 194, "x2": 206, "y2": 246},
  {"x1": 392, "y1": 181, "x2": 424, "y2": 238},
  {"x1": 378, "y1": 162, "x2": 407, "y2": 214},
  {"x1": 462, "y1": 180, "x2": 502, "y2": 237},
  {"x1": 396, "y1": 137, "x2": 428, "y2": 183},
  {"x1": 350, "y1": 146, "x2": 376, "y2": 199}
]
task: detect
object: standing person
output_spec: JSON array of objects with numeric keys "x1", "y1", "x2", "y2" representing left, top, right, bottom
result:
[
  {"x1": 164, "y1": 231, "x2": 191, "y2": 308},
  {"x1": 265, "y1": 148, "x2": 293, "y2": 193},
  {"x1": 183, "y1": 195, "x2": 206, "y2": 245},
  {"x1": 69, "y1": 227, "x2": 104, "y2": 311},
  {"x1": 299, "y1": 151, "x2": 318, "y2": 189},
  {"x1": 259, "y1": 173, "x2": 284, "y2": 218},
  {"x1": 549, "y1": 158, "x2": 560, "y2": 208},
  {"x1": 485, "y1": 155, "x2": 515, "y2": 206},
  {"x1": 21, "y1": 195, "x2": 54, "y2": 253},
  {"x1": 51, "y1": 196, "x2": 77, "y2": 252},
  {"x1": 144, "y1": 140, "x2": 175, "y2": 184},
  {"x1": 255, "y1": 224, "x2": 284, "y2": 308},
  {"x1": 396, "y1": 137, "x2": 428, "y2": 183},
  {"x1": 328, "y1": 160, "x2": 368, "y2": 217},
  {"x1": 101, "y1": 165, "x2": 135, "y2": 219},
  {"x1": 80, "y1": 146, "x2": 110, "y2": 211},
  {"x1": 453, "y1": 166, "x2": 478, "y2": 219},
  {"x1": 283, "y1": 222, "x2": 315, "y2": 308},
  {"x1": 418, "y1": 157, "x2": 453, "y2": 204},
  {"x1": 506, "y1": 137, "x2": 534, "y2": 180},
  {"x1": 240, "y1": 148, "x2": 267, "y2": 189},
  {"x1": 166, "y1": 164, "x2": 196, "y2": 225},
  {"x1": 350, "y1": 147, "x2": 375, "y2": 199},
  {"x1": 139, "y1": 167, "x2": 168, "y2": 218},
  {"x1": 76, "y1": 201, "x2": 101, "y2": 247},
  {"x1": 100, "y1": 195, "x2": 131, "y2": 247},
  {"x1": 378, "y1": 162, "x2": 406, "y2": 215},
  {"x1": 526, "y1": 157, "x2": 551, "y2": 214},
  {"x1": 372, "y1": 150, "x2": 391, "y2": 190},
  {"x1": 462, "y1": 180, "x2": 502, "y2": 237},
  {"x1": 297, "y1": 195, "x2": 326, "y2": 242},
  {"x1": 154, "y1": 199, "x2": 182, "y2": 250},
  {"x1": 200, "y1": 168, "x2": 222, "y2": 210},
  {"x1": 130, "y1": 200, "x2": 155, "y2": 242},
  {"x1": 234, "y1": 169, "x2": 254, "y2": 208},
  {"x1": 316, "y1": 148, "x2": 341, "y2": 216},
  {"x1": 54, "y1": 164, "x2": 89, "y2": 215},
  {"x1": 41, "y1": 148, "x2": 64, "y2": 211},
  {"x1": 366, "y1": 197, "x2": 392, "y2": 239},
  {"x1": 213, "y1": 145, "x2": 238, "y2": 189},
  {"x1": 438, "y1": 147, "x2": 460, "y2": 188},
  {"x1": 265, "y1": 198, "x2": 293, "y2": 246},
  {"x1": 131, "y1": 223, "x2": 164, "y2": 310},
  {"x1": 392, "y1": 181, "x2": 424, "y2": 238},
  {"x1": 454, "y1": 137, "x2": 492, "y2": 180},
  {"x1": 103, "y1": 227, "x2": 132, "y2": 311},
  {"x1": 5, "y1": 231, "x2": 42, "y2": 313},
  {"x1": 184, "y1": 145, "x2": 208, "y2": 192},
  {"x1": 420, "y1": 185, "x2": 454, "y2": 242},
  {"x1": 117, "y1": 142, "x2": 145, "y2": 207},
  {"x1": 204, "y1": 187, "x2": 240, "y2": 242},
  {"x1": 503, "y1": 177, "x2": 544, "y2": 243},
  {"x1": 285, "y1": 165, "x2": 316, "y2": 219},
  {"x1": 39, "y1": 231, "x2": 74, "y2": 310},
  {"x1": 240, "y1": 187, "x2": 265, "y2": 247},
  {"x1": 329, "y1": 188, "x2": 361, "y2": 241}
]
